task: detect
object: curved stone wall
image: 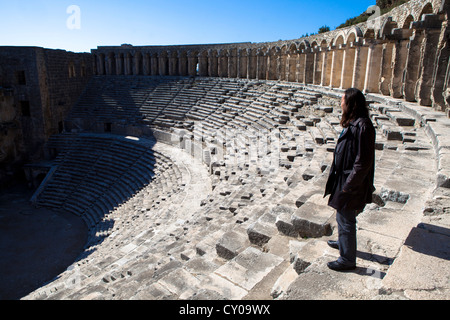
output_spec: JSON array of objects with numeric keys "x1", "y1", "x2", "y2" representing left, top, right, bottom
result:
[{"x1": 92, "y1": 0, "x2": 449, "y2": 114}]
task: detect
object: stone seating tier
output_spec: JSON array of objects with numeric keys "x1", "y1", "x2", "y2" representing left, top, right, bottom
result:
[{"x1": 25, "y1": 76, "x2": 450, "y2": 300}]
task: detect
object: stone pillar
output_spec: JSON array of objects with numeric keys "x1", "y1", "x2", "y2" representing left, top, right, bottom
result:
[
  {"x1": 124, "y1": 52, "x2": 132, "y2": 75},
  {"x1": 236, "y1": 49, "x2": 242, "y2": 78},
  {"x1": 321, "y1": 48, "x2": 332, "y2": 87},
  {"x1": 158, "y1": 51, "x2": 168, "y2": 76},
  {"x1": 340, "y1": 44, "x2": 356, "y2": 89},
  {"x1": 238, "y1": 49, "x2": 248, "y2": 79},
  {"x1": 248, "y1": 49, "x2": 257, "y2": 79},
  {"x1": 389, "y1": 28, "x2": 412, "y2": 98},
  {"x1": 363, "y1": 41, "x2": 383, "y2": 93},
  {"x1": 313, "y1": 47, "x2": 323, "y2": 85},
  {"x1": 178, "y1": 51, "x2": 188, "y2": 76},
  {"x1": 431, "y1": 14, "x2": 450, "y2": 112},
  {"x1": 208, "y1": 50, "x2": 218, "y2": 77},
  {"x1": 304, "y1": 49, "x2": 314, "y2": 84},
  {"x1": 330, "y1": 46, "x2": 344, "y2": 88},
  {"x1": 218, "y1": 49, "x2": 228, "y2": 78},
  {"x1": 106, "y1": 53, "x2": 115, "y2": 75},
  {"x1": 228, "y1": 48, "x2": 237, "y2": 78},
  {"x1": 379, "y1": 42, "x2": 394, "y2": 95},
  {"x1": 93, "y1": 55, "x2": 98, "y2": 75},
  {"x1": 133, "y1": 52, "x2": 142, "y2": 75},
  {"x1": 97, "y1": 54, "x2": 105, "y2": 75},
  {"x1": 352, "y1": 42, "x2": 369, "y2": 90},
  {"x1": 403, "y1": 29, "x2": 425, "y2": 101},
  {"x1": 198, "y1": 52, "x2": 208, "y2": 77},
  {"x1": 256, "y1": 48, "x2": 266, "y2": 80},
  {"x1": 297, "y1": 50, "x2": 306, "y2": 84},
  {"x1": 279, "y1": 48, "x2": 287, "y2": 81},
  {"x1": 266, "y1": 48, "x2": 279, "y2": 80},
  {"x1": 415, "y1": 14, "x2": 444, "y2": 106},
  {"x1": 116, "y1": 53, "x2": 124, "y2": 75},
  {"x1": 151, "y1": 53, "x2": 158, "y2": 76},
  {"x1": 168, "y1": 51, "x2": 178, "y2": 76},
  {"x1": 287, "y1": 50, "x2": 298, "y2": 82},
  {"x1": 187, "y1": 51, "x2": 198, "y2": 77},
  {"x1": 143, "y1": 53, "x2": 151, "y2": 75}
]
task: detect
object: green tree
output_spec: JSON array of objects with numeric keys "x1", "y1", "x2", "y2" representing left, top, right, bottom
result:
[{"x1": 318, "y1": 25, "x2": 330, "y2": 34}]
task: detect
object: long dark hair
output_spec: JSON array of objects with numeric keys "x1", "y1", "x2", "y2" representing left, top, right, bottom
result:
[{"x1": 340, "y1": 88, "x2": 369, "y2": 128}]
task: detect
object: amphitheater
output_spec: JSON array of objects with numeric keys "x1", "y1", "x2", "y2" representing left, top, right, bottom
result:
[{"x1": 0, "y1": 0, "x2": 449, "y2": 301}]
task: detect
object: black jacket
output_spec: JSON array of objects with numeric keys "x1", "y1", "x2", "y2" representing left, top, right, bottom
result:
[{"x1": 324, "y1": 117, "x2": 376, "y2": 212}]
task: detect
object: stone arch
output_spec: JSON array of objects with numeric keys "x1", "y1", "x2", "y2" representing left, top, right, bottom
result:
[
  {"x1": 332, "y1": 32, "x2": 346, "y2": 47},
  {"x1": 311, "y1": 40, "x2": 320, "y2": 50},
  {"x1": 345, "y1": 26, "x2": 363, "y2": 45},
  {"x1": 419, "y1": 2, "x2": 434, "y2": 20},
  {"x1": 380, "y1": 17, "x2": 398, "y2": 38},
  {"x1": 402, "y1": 14, "x2": 415, "y2": 29},
  {"x1": 298, "y1": 39, "x2": 311, "y2": 52},
  {"x1": 364, "y1": 28, "x2": 376, "y2": 39}
]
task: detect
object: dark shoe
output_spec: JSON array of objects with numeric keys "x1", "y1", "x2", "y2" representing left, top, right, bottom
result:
[
  {"x1": 327, "y1": 260, "x2": 356, "y2": 271},
  {"x1": 327, "y1": 240, "x2": 339, "y2": 250}
]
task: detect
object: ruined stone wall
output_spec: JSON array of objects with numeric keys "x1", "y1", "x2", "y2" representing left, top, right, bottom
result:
[
  {"x1": 0, "y1": 47, "x2": 93, "y2": 187},
  {"x1": 92, "y1": 0, "x2": 450, "y2": 115},
  {"x1": 42, "y1": 49, "x2": 93, "y2": 138}
]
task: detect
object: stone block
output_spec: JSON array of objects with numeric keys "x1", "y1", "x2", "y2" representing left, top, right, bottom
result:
[
  {"x1": 158, "y1": 268, "x2": 201, "y2": 297},
  {"x1": 199, "y1": 273, "x2": 248, "y2": 300},
  {"x1": 215, "y1": 247, "x2": 284, "y2": 291},
  {"x1": 274, "y1": 205, "x2": 297, "y2": 237},
  {"x1": 309, "y1": 127, "x2": 324, "y2": 144},
  {"x1": 247, "y1": 221, "x2": 277, "y2": 246},
  {"x1": 270, "y1": 266, "x2": 298, "y2": 299},
  {"x1": 386, "y1": 111, "x2": 415, "y2": 126},
  {"x1": 216, "y1": 230, "x2": 250, "y2": 260},
  {"x1": 382, "y1": 124, "x2": 403, "y2": 141},
  {"x1": 291, "y1": 202, "x2": 333, "y2": 238}
]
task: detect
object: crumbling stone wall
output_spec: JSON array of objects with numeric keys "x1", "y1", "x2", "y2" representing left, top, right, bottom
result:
[
  {"x1": 92, "y1": 0, "x2": 449, "y2": 115},
  {"x1": 0, "y1": 47, "x2": 93, "y2": 187}
]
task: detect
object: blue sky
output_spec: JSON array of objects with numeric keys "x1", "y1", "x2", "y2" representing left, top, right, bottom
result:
[{"x1": 0, "y1": 0, "x2": 376, "y2": 53}]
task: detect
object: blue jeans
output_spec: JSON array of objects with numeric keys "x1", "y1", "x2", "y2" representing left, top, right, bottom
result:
[{"x1": 336, "y1": 209, "x2": 357, "y2": 266}]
